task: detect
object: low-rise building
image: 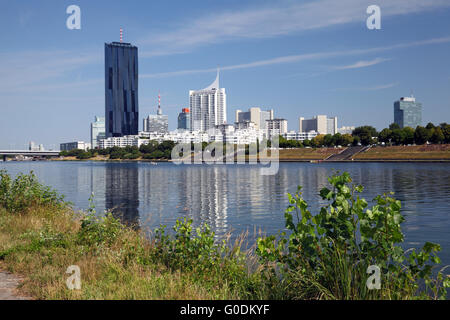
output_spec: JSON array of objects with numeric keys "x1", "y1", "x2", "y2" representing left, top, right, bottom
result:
[
  {"x1": 60, "y1": 141, "x2": 91, "y2": 151},
  {"x1": 282, "y1": 131, "x2": 319, "y2": 141}
]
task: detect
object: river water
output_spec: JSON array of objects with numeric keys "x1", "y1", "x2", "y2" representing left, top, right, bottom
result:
[{"x1": 1, "y1": 161, "x2": 450, "y2": 265}]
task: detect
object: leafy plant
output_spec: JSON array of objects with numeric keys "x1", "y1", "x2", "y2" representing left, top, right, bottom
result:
[
  {"x1": 0, "y1": 170, "x2": 66, "y2": 213},
  {"x1": 256, "y1": 171, "x2": 449, "y2": 299}
]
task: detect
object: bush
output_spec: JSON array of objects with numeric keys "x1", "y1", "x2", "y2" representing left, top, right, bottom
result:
[
  {"x1": 151, "y1": 218, "x2": 261, "y2": 297},
  {"x1": 0, "y1": 170, "x2": 66, "y2": 213},
  {"x1": 256, "y1": 172, "x2": 449, "y2": 299}
]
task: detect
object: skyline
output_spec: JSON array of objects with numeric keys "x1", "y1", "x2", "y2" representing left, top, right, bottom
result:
[{"x1": 1, "y1": 0, "x2": 450, "y2": 149}]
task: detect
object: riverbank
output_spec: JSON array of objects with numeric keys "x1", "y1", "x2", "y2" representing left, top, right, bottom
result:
[
  {"x1": 50, "y1": 145, "x2": 450, "y2": 162},
  {"x1": 0, "y1": 204, "x2": 266, "y2": 299},
  {"x1": 0, "y1": 170, "x2": 448, "y2": 300},
  {"x1": 353, "y1": 144, "x2": 450, "y2": 160}
]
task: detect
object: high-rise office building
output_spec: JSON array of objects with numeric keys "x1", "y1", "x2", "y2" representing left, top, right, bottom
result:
[
  {"x1": 178, "y1": 108, "x2": 190, "y2": 130},
  {"x1": 235, "y1": 107, "x2": 274, "y2": 130},
  {"x1": 299, "y1": 115, "x2": 337, "y2": 135},
  {"x1": 105, "y1": 36, "x2": 139, "y2": 137},
  {"x1": 91, "y1": 116, "x2": 105, "y2": 149},
  {"x1": 189, "y1": 71, "x2": 226, "y2": 132},
  {"x1": 394, "y1": 96, "x2": 422, "y2": 128}
]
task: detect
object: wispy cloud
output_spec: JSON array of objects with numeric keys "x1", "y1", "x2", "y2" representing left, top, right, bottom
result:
[
  {"x1": 331, "y1": 58, "x2": 391, "y2": 70},
  {"x1": 332, "y1": 82, "x2": 399, "y2": 92},
  {"x1": 0, "y1": 50, "x2": 100, "y2": 94},
  {"x1": 141, "y1": 36, "x2": 450, "y2": 79},
  {"x1": 139, "y1": 0, "x2": 450, "y2": 57}
]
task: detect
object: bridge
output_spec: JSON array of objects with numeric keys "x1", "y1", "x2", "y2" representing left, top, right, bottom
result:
[{"x1": 0, "y1": 150, "x2": 60, "y2": 161}]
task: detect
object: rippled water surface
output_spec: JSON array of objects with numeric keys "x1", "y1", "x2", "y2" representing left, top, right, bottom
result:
[{"x1": 2, "y1": 161, "x2": 450, "y2": 265}]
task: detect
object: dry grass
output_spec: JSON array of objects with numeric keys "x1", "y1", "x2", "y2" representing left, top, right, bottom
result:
[
  {"x1": 355, "y1": 144, "x2": 450, "y2": 160},
  {"x1": 260, "y1": 148, "x2": 344, "y2": 161},
  {"x1": 0, "y1": 206, "x2": 260, "y2": 300}
]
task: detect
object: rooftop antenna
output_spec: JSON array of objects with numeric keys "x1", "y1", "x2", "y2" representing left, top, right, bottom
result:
[
  {"x1": 120, "y1": 28, "x2": 123, "y2": 43},
  {"x1": 157, "y1": 90, "x2": 162, "y2": 115}
]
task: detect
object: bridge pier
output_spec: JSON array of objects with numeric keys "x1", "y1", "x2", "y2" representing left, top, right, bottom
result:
[{"x1": 2, "y1": 155, "x2": 6, "y2": 162}]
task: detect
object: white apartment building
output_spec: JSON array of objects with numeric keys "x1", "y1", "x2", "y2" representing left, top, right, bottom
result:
[
  {"x1": 282, "y1": 131, "x2": 319, "y2": 141},
  {"x1": 98, "y1": 136, "x2": 140, "y2": 149},
  {"x1": 235, "y1": 107, "x2": 274, "y2": 130},
  {"x1": 189, "y1": 71, "x2": 227, "y2": 132},
  {"x1": 338, "y1": 126, "x2": 355, "y2": 135},
  {"x1": 60, "y1": 141, "x2": 91, "y2": 151},
  {"x1": 299, "y1": 115, "x2": 338, "y2": 135},
  {"x1": 266, "y1": 119, "x2": 288, "y2": 138}
]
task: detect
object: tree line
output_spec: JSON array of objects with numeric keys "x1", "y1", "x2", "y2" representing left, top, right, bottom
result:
[
  {"x1": 59, "y1": 140, "x2": 176, "y2": 160},
  {"x1": 278, "y1": 122, "x2": 450, "y2": 148}
]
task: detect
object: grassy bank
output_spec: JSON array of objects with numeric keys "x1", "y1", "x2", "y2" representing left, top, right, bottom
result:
[
  {"x1": 0, "y1": 170, "x2": 448, "y2": 300},
  {"x1": 354, "y1": 144, "x2": 450, "y2": 160}
]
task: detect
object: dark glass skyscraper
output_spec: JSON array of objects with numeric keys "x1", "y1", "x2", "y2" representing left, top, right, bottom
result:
[{"x1": 105, "y1": 41, "x2": 139, "y2": 137}]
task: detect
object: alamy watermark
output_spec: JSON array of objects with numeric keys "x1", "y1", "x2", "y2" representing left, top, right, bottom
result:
[
  {"x1": 66, "y1": 5, "x2": 81, "y2": 30},
  {"x1": 66, "y1": 265, "x2": 81, "y2": 290},
  {"x1": 367, "y1": 5, "x2": 381, "y2": 30},
  {"x1": 366, "y1": 265, "x2": 381, "y2": 290},
  {"x1": 170, "y1": 135, "x2": 279, "y2": 176}
]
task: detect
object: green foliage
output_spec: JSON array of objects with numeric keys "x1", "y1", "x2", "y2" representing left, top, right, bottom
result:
[
  {"x1": 430, "y1": 127, "x2": 444, "y2": 144},
  {"x1": 77, "y1": 213, "x2": 124, "y2": 246},
  {"x1": 0, "y1": 170, "x2": 66, "y2": 213},
  {"x1": 256, "y1": 172, "x2": 449, "y2": 299},
  {"x1": 414, "y1": 126, "x2": 431, "y2": 145},
  {"x1": 352, "y1": 126, "x2": 377, "y2": 145},
  {"x1": 151, "y1": 218, "x2": 261, "y2": 298}
]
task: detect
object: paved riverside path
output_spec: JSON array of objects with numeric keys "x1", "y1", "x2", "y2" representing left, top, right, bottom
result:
[{"x1": 0, "y1": 270, "x2": 31, "y2": 300}]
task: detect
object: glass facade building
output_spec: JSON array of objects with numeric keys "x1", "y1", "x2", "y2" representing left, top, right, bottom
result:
[
  {"x1": 105, "y1": 42, "x2": 139, "y2": 137},
  {"x1": 91, "y1": 116, "x2": 105, "y2": 149},
  {"x1": 177, "y1": 108, "x2": 190, "y2": 130},
  {"x1": 394, "y1": 96, "x2": 422, "y2": 129}
]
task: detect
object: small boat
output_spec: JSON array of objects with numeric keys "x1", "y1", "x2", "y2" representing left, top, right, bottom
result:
[{"x1": 150, "y1": 162, "x2": 158, "y2": 165}]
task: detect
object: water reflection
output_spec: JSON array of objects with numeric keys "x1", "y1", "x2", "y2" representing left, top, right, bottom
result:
[
  {"x1": 105, "y1": 163, "x2": 140, "y2": 227},
  {"x1": 1, "y1": 161, "x2": 449, "y2": 266}
]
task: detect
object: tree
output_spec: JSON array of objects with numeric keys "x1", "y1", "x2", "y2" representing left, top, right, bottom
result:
[
  {"x1": 332, "y1": 133, "x2": 343, "y2": 146},
  {"x1": 402, "y1": 127, "x2": 415, "y2": 145},
  {"x1": 440, "y1": 123, "x2": 450, "y2": 143},
  {"x1": 323, "y1": 134, "x2": 335, "y2": 147},
  {"x1": 378, "y1": 128, "x2": 392, "y2": 144},
  {"x1": 352, "y1": 126, "x2": 377, "y2": 146},
  {"x1": 389, "y1": 123, "x2": 400, "y2": 130},
  {"x1": 311, "y1": 134, "x2": 325, "y2": 147},
  {"x1": 391, "y1": 129, "x2": 405, "y2": 145},
  {"x1": 414, "y1": 126, "x2": 431, "y2": 145},
  {"x1": 425, "y1": 122, "x2": 435, "y2": 130},
  {"x1": 340, "y1": 134, "x2": 354, "y2": 146},
  {"x1": 430, "y1": 127, "x2": 444, "y2": 144}
]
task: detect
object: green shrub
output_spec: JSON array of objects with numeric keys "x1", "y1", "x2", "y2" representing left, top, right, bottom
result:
[
  {"x1": 0, "y1": 170, "x2": 66, "y2": 213},
  {"x1": 77, "y1": 213, "x2": 124, "y2": 247},
  {"x1": 151, "y1": 218, "x2": 262, "y2": 298},
  {"x1": 256, "y1": 171, "x2": 450, "y2": 299}
]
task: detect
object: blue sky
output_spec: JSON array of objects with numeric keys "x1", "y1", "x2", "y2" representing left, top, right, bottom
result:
[{"x1": 1, "y1": 0, "x2": 450, "y2": 149}]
